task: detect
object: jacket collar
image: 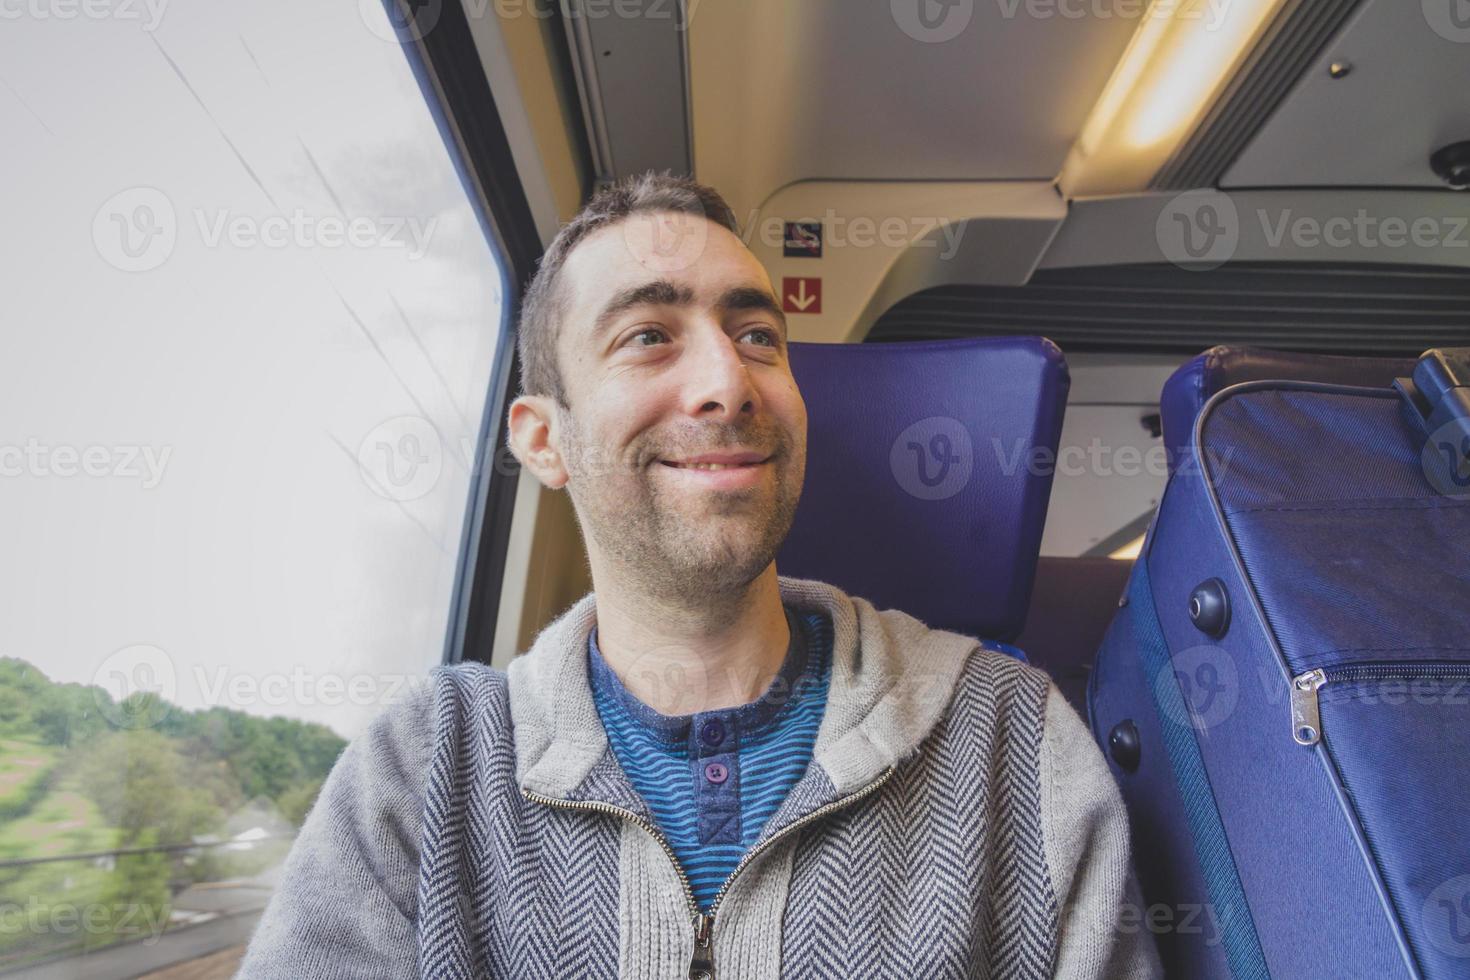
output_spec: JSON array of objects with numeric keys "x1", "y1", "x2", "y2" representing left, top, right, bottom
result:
[
  {"x1": 507, "y1": 576, "x2": 978, "y2": 808},
  {"x1": 586, "y1": 604, "x2": 813, "y2": 745}
]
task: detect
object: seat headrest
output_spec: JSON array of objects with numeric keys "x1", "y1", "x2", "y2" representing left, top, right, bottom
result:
[
  {"x1": 1160, "y1": 346, "x2": 1416, "y2": 472},
  {"x1": 777, "y1": 337, "x2": 1069, "y2": 642}
]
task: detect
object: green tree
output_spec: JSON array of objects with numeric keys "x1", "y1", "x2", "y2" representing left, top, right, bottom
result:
[
  {"x1": 277, "y1": 778, "x2": 325, "y2": 828},
  {"x1": 32, "y1": 688, "x2": 72, "y2": 745},
  {"x1": 0, "y1": 686, "x2": 28, "y2": 730},
  {"x1": 85, "y1": 835, "x2": 171, "y2": 951},
  {"x1": 73, "y1": 730, "x2": 222, "y2": 846}
]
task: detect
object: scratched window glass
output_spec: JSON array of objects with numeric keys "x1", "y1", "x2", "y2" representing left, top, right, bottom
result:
[{"x1": 0, "y1": 0, "x2": 503, "y2": 971}]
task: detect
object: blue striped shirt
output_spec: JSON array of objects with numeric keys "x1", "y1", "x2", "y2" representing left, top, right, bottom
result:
[{"x1": 588, "y1": 606, "x2": 832, "y2": 912}]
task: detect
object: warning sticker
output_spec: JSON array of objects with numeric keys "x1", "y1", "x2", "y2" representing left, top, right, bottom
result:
[
  {"x1": 781, "y1": 277, "x2": 821, "y2": 314},
  {"x1": 783, "y1": 222, "x2": 823, "y2": 258}
]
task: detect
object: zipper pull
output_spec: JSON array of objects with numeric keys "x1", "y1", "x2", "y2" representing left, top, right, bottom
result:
[
  {"x1": 689, "y1": 912, "x2": 715, "y2": 980},
  {"x1": 1291, "y1": 669, "x2": 1327, "y2": 745}
]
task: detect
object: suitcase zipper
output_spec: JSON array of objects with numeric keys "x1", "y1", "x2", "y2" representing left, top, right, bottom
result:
[
  {"x1": 1289, "y1": 669, "x2": 1328, "y2": 745},
  {"x1": 523, "y1": 766, "x2": 893, "y2": 979},
  {"x1": 1290, "y1": 663, "x2": 1470, "y2": 745}
]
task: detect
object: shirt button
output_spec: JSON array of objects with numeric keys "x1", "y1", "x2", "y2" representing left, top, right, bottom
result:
[
  {"x1": 699, "y1": 719, "x2": 725, "y2": 747},
  {"x1": 704, "y1": 762, "x2": 728, "y2": 784}
]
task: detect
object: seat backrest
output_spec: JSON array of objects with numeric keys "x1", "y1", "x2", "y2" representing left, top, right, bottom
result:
[
  {"x1": 777, "y1": 337, "x2": 1069, "y2": 642},
  {"x1": 1012, "y1": 555, "x2": 1132, "y2": 713},
  {"x1": 1161, "y1": 346, "x2": 1415, "y2": 472}
]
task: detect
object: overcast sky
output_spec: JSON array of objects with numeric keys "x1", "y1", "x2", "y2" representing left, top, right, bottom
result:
[{"x1": 0, "y1": 0, "x2": 504, "y2": 738}]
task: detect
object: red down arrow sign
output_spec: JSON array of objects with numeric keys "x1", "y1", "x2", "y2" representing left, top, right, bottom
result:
[{"x1": 781, "y1": 277, "x2": 821, "y2": 314}]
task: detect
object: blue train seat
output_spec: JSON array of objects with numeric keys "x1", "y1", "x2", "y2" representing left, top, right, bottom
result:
[{"x1": 778, "y1": 337, "x2": 1069, "y2": 646}]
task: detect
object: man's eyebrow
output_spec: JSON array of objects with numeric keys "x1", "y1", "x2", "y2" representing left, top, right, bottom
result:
[
  {"x1": 593, "y1": 279, "x2": 695, "y2": 335},
  {"x1": 714, "y1": 286, "x2": 788, "y2": 333}
]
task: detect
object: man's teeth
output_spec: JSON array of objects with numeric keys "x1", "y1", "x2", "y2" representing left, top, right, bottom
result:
[{"x1": 682, "y1": 462, "x2": 742, "y2": 470}]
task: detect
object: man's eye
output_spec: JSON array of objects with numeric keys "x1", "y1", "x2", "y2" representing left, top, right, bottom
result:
[
  {"x1": 628, "y1": 328, "x2": 668, "y2": 347},
  {"x1": 740, "y1": 327, "x2": 778, "y2": 348}
]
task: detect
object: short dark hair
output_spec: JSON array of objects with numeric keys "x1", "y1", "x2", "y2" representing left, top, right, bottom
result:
[{"x1": 516, "y1": 172, "x2": 741, "y2": 404}]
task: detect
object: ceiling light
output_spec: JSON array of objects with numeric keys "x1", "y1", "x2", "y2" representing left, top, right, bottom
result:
[{"x1": 1062, "y1": 0, "x2": 1289, "y2": 197}]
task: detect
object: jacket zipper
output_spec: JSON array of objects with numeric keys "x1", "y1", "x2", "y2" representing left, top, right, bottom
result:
[
  {"x1": 522, "y1": 766, "x2": 894, "y2": 979},
  {"x1": 1290, "y1": 663, "x2": 1470, "y2": 745}
]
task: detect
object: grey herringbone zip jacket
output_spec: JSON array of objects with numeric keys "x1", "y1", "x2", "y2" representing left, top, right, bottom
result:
[{"x1": 240, "y1": 577, "x2": 1161, "y2": 979}]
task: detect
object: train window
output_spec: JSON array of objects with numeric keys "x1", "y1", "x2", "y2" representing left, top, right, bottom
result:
[{"x1": 0, "y1": 1, "x2": 506, "y2": 974}]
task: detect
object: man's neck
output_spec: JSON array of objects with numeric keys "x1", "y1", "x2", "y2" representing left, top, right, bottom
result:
[{"x1": 590, "y1": 564, "x2": 791, "y2": 717}]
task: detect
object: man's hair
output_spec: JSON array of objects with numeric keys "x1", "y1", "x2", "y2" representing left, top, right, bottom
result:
[{"x1": 517, "y1": 172, "x2": 741, "y2": 404}]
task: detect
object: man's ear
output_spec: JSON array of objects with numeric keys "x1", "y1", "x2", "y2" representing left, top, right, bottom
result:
[{"x1": 507, "y1": 395, "x2": 570, "y2": 489}]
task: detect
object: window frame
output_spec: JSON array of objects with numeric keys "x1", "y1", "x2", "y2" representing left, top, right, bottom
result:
[{"x1": 387, "y1": 0, "x2": 544, "y2": 666}]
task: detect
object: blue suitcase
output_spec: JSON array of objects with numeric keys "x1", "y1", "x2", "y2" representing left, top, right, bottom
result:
[{"x1": 1088, "y1": 348, "x2": 1470, "y2": 979}]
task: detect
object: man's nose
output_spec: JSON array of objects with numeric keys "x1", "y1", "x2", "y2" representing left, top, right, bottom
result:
[{"x1": 680, "y1": 329, "x2": 759, "y2": 422}]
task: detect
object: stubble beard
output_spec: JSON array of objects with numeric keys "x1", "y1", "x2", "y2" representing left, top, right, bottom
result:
[{"x1": 560, "y1": 411, "x2": 804, "y2": 610}]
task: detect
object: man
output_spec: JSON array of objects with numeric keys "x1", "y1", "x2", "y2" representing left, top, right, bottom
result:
[{"x1": 241, "y1": 173, "x2": 1160, "y2": 978}]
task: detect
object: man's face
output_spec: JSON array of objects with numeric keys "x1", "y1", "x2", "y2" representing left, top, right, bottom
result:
[{"x1": 543, "y1": 210, "x2": 807, "y2": 602}]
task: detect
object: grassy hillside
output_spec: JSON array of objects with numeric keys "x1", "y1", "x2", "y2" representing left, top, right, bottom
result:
[{"x1": 0, "y1": 658, "x2": 348, "y2": 965}]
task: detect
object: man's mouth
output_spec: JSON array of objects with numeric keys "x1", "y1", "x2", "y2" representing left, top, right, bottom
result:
[
  {"x1": 657, "y1": 451, "x2": 771, "y2": 470},
  {"x1": 655, "y1": 451, "x2": 773, "y2": 489}
]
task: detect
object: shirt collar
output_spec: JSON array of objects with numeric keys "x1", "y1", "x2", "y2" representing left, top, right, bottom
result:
[
  {"x1": 506, "y1": 576, "x2": 979, "y2": 804},
  {"x1": 587, "y1": 604, "x2": 813, "y2": 745}
]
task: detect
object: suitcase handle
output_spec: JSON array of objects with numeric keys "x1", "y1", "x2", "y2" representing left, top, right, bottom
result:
[{"x1": 1393, "y1": 347, "x2": 1470, "y2": 463}]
